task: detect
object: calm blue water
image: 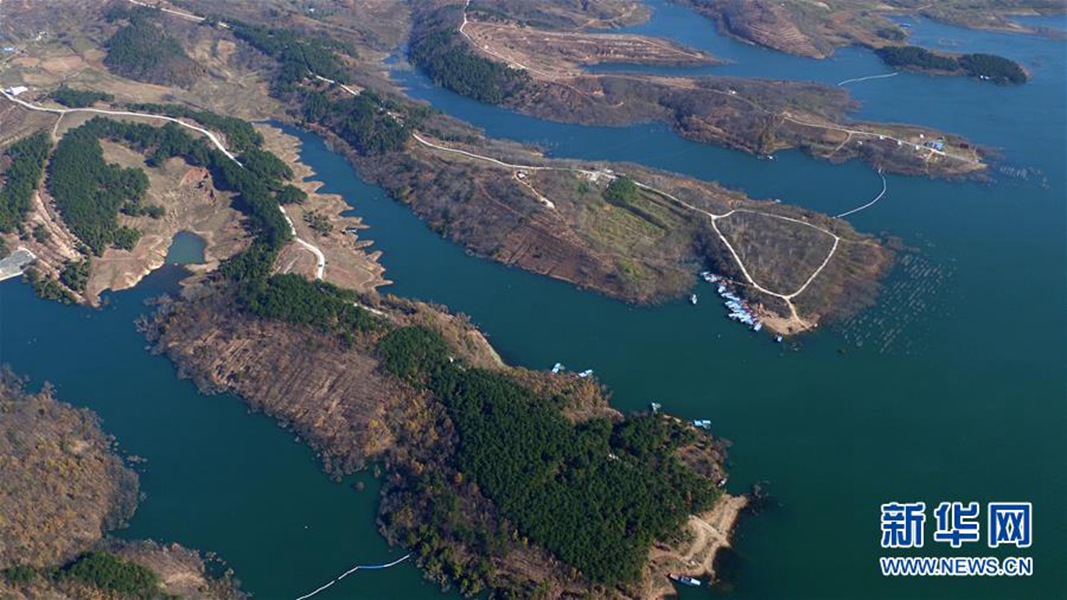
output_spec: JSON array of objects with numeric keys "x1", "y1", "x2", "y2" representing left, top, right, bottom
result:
[{"x1": 0, "y1": 6, "x2": 1062, "y2": 599}]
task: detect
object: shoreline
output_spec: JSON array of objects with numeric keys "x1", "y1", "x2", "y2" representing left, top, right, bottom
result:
[
  {"x1": 305, "y1": 118, "x2": 889, "y2": 337},
  {"x1": 647, "y1": 493, "x2": 750, "y2": 598},
  {"x1": 255, "y1": 122, "x2": 390, "y2": 293},
  {"x1": 692, "y1": 493, "x2": 750, "y2": 581},
  {"x1": 145, "y1": 281, "x2": 739, "y2": 598}
]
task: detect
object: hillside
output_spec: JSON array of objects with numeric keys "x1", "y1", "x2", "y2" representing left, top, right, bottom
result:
[
  {"x1": 0, "y1": 1, "x2": 907, "y2": 596},
  {"x1": 470, "y1": 0, "x2": 649, "y2": 29},
  {"x1": 104, "y1": 6, "x2": 205, "y2": 88},
  {"x1": 0, "y1": 2, "x2": 899, "y2": 331}
]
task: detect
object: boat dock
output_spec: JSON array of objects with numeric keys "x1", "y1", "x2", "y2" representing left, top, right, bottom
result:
[{"x1": 700, "y1": 271, "x2": 764, "y2": 333}]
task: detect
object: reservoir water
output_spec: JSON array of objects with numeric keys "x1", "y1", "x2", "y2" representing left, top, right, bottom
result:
[
  {"x1": 1, "y1": 5, "x2": 1063, "y2": 599},
  {"x1": 165, "y1": 231, "x2": 207, "y2": 265}
]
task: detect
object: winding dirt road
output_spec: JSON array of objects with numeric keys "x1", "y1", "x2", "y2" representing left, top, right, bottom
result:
[
  {"x1": 412, "y1": 123, "x2": 841, "y2": 321},
  {"x1": 1, "y1": 89, "x2": 241, "y2": 162},
  {"x1": 111, "y1": 0, "x2": 869, "y2": 325}
]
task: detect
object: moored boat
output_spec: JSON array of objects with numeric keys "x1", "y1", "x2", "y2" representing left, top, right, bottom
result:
[
  {"x1": 703, "y1": 273, "x2": 764, "y2": 332},
  {"x1": 669, "y1": 573, "x2": 703, "y2": 587}
]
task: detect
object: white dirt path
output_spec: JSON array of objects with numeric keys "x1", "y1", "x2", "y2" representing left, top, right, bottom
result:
[{"x1": 1, "y1": 88, "x2": 327, "y2": 279}]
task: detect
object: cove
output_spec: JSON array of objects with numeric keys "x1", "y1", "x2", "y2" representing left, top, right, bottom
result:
[{"x1": 0, "y1": 269, "x2": 446, "y2": 600}]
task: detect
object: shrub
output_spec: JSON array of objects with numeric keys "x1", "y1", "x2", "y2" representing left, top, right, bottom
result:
[{"x1": 61, "y1": 551, "x2": 159, "y2": 597}]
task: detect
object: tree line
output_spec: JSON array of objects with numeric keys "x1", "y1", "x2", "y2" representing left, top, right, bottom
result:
[
  {"x1": 124, "y1": 103, "x2": 264, "y2": 152},
  {"x1": 226, "y1": 22, "x2": 422, "y2": 157},
  {"x1": 875, "y1": 45, "x2": 959, "y2": 71},
  {"x1": 603, "y1": 176, "x2": 668, "y2": 229},
  {"x1": 43, "y1": 115, "x2": 300, "y2": 302},
  {"x1": 0, "y1": 131, "x2": 51, "y2": 232},
  {"x1": 409, "y1": 30, "x2": 530, "y2": 105},
  {"x1": 958, "y1": 53, "x2": 1027, "y2": 84},
  {"x1": 239, "y1": 274, "x2": 378, "y2": 346},
  {"x1": 302, "y1": 89, "x2": 415, "y2": 156},
  {"x1": 2, "y1": 551, "x2": 160, "y2": 598},
  {"x1": 48, "y1": 87, "x2": 114, "y2": 108},
  {"x1": 47, "y1": 121, "x2": 151, "y2": 254},
  {"x1": 220, "y1": 21, "x2": 430, "y2": 159},
  {"x1": 227, "y1": 20, "x2": 353, "y2": 95}
]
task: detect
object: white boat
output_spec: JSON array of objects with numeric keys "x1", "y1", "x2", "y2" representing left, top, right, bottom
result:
[
  {"x1": 710, "y1": 276, "x2": 766, "y2": 333},
  {"x1": 578, "y1": 369, "x2": 594, "y2": 378},
  {"x1": 551, "y1": 362, "x2": 564, "y2": 374},
  {"x1": 690, "y1": 294, "x2": 698, "y2": 305},
  {"x1": 669, "y1": 574, "x2": 702, "y2": 587}
]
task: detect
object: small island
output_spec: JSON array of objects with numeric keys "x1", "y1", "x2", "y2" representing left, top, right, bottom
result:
[{"x1": 875, "y1": 46, "x2": 1028, "y2": 84}]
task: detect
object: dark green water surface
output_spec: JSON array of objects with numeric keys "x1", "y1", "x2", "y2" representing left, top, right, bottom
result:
[
  {"x1": 0, "y1": 6, "x2": 1063, "y2": 599},
  {"x1": 166, "y1": 231, "x2": 207, "y2": 265}
]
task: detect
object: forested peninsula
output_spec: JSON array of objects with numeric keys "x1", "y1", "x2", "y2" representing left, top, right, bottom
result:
[{"x1": 147, "y1": 274, "x2": 740, "y2": 597}]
